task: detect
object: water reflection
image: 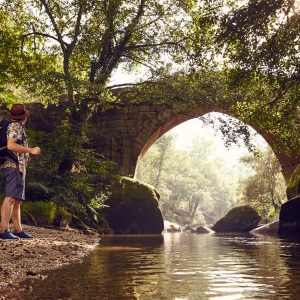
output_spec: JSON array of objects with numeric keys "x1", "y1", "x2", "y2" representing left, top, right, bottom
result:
[{"x1": 18, "y1": 233, "x2": 300, "y2": 300}]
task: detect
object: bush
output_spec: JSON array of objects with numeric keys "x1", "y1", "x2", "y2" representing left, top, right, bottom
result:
[
  {"x1": 26, "y1": 182, "x2": 55, "y2": 201},
  {"x1": 22, "y1": 201, "x2": 57, "y2": 226},
  {"x1": 286, "y1": 165, "x2": 300, "y2": 200}
]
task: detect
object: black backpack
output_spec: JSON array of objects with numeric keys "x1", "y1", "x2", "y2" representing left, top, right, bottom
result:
[{"x1": 0, "y1": 120, "x2": 19, "y2": 165}]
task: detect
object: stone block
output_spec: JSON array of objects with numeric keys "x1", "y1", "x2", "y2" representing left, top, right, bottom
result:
[
  {"x1": 110, "y1": 120, "x2": 126, "y2": 128},
  {"x1": 138, "y1": 105, "x2": 151, "y2": 112},
  {"x1": 128, "y1": 113, "x2": 138, "y2": 119},
  {"x1": 139, "y1": 112, "x2": 158, "y2": 119},
  {"x1": 126, "y1": 119, "x2": 138, "y2": 127}
]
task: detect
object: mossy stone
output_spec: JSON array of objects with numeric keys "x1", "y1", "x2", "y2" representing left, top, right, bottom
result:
[
  {"x1": 105, "y1": 176, "x2": 164, "y2": 234},
  {"x1": 212, "y1": 205, "x2": 262, "y2": 233},
  {"x1": 286, "y1": 165, "x2": 300, "y2": 200}
]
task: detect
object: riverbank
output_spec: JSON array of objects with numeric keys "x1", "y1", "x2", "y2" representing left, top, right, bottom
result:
[{"x1": 0, "y1": 225, "x2": 100, "y2": 298}]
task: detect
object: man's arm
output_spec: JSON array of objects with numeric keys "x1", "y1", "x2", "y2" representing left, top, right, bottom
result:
[{"x1": 7, "y1": 138, "x2": 41, "y2": 155}]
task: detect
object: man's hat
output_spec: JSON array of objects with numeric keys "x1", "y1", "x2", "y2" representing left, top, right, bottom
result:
[{"x1": 10, "y1": 104, "x2": 29, "y2": 120}]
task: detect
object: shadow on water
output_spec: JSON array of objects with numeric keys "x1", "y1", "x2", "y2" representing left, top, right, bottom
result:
[{"x1": 16, "y1": 233, "x2": 300, "y2": 300}]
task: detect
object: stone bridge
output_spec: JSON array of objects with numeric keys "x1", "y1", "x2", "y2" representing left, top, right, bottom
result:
[{"x1": 25, "y1": 101, "x2": 300, "y2": 183}]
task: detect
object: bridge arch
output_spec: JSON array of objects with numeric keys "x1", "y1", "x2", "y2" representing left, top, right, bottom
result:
[{"x1": 136, "y1": 109, "x2": 299, "y2": 183}]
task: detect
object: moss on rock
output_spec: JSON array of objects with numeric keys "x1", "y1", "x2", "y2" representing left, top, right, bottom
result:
[
  {"x1": 105, "y1": 176, "x2": 164, "y2": 234},
  {"x1": 286, "y1": 164, "x2": 300, "y2": 200}
]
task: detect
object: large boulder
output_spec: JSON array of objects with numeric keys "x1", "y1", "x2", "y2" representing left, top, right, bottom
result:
[
  {"x1": 286, "y1": 164, "x2": 300, "y2": 200},
  {"x1": 250, "y1": 221, "x2": 279, "y2": 236},
  {"x1": 212, "y1": 205, "x2": 262, "y2": 233},
  {"x1": 278, "y1": 196, "x2": 300, "y2": 236},
  {"x1": 105, "y1": 177, "x2": 164, "y2": 234}
]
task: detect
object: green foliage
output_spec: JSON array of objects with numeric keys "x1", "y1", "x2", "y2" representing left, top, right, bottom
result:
[
  {"x1": 0, "y1": 0, "x2": 210, "y2": 103},
  {"x1": 22, "y1": 201, "x2": 57, "y2": 226},
  {"x1": 26, "y1": 181, "x2": 55, "y2": 201},
  {"x1": 25, "y1": 126, "x2": 113, "y2": 227},
  {"x1": 212, "y1": 0, "x2": 300, "y2": 153},
  {"x1": 286, "y1": 164, "x2": 300, "y2": 200},
  {"x1": 238, "y1": 147, "x2": 287, "y2": 217}
]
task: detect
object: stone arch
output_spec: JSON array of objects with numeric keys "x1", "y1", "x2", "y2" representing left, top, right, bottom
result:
[{"x1": 136, "y1": 109, "x2": 299, "y2": 183}]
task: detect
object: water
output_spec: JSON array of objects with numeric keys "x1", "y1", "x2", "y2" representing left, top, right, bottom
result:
[{"x1": 17, "y1": 233, "x2": 300, "y2": 300}]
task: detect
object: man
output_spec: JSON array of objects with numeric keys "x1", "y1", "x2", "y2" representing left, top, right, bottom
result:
[{"x1": 0, "y1": 104, "x2": 41, "y2": 240}]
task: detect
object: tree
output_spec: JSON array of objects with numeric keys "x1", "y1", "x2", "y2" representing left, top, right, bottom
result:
[
  {"x1": 238, "y1": 147, "x2": 287, "y2": 217},
  {"x1": 0, "y1": 1, "x2": 208, "y2": 102},
  {"x1": 213, "y1": 0, "x2": 300, "y2": 153},
  {"x1": 136, "y1": 132, "x2": 239, "y2": 225},
  {"x1": 0, "y1": 0, "x2": 224, "y2": 167}
]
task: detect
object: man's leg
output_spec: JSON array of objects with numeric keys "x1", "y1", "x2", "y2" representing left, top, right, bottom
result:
[
  {"x1": 0, "y1": 197, "x2": 15, "y2": 232},
  {"x1": 11, "y1": 200, "x2": 22, "y2": 233}
]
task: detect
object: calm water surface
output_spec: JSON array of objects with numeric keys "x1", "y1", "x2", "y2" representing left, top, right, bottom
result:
[{"x1": 18, "y1": 233, "x2": 300, "y2": 299}]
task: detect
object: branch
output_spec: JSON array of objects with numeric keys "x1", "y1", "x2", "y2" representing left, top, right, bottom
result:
[
  {"x1": 98, "y1": 0, "x2": 147, "y2": 81},
  {"x1": 141, "y1": 3, "x2": 173, "y2": 28},
  {"x1": 22, "y1": 31, "x2": 61, "y2": 44},
  {"x1": 107, "y1": 80, "x2": 156, "y2": 89},
  {"x1": 123, "y1": 53, "x2": 158, "y2": 72},
  {"x1": 69, "y1": 2, "x2": 84, "y2": 49},
  {"x1": 125, "y1": 41, "x2": 180, "y2": 50},
  {"x1": 39, "y1": 0, "x2": 66, "y2": 52}
]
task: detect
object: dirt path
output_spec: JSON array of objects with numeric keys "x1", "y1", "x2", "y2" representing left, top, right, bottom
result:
[{"x1": 0, "y1": 225, "x2": 99, "y2": 298}]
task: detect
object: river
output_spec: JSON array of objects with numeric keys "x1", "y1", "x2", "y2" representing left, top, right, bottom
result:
[{"x1": 17, "y1": 233, "x2": 300, "y2": 299}]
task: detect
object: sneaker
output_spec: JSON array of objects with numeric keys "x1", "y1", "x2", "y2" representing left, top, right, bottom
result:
[
  {"x1": 0, "y1": 230, "x2": 20, "y2": 240},
  {"x1": 13, "y1": 230, "x2": 33, "y2": 239}
]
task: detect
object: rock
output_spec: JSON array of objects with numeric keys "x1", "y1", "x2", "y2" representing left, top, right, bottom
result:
[
  {"x1": 164, "y1": 221, "x2": 181, "y2": 232},
  {"x1": 278, "y1": 196, "x2": 300, "y2": 236},
  {"x1": 105, "y1": 176, "x2": 164, "y2": 234},
  {"x1": 26, "y1": 271, "x2": 38, "y2": 276},
  {"x1": 257, "y1": 217, "x2": 269, "y2": 227},
  {"x1": 212, "y1": 205, "x2": 262, "y2": 233},
  {"x1": 286, "y1": 164, "x2": 300, "y2": 200},
  {"x1": 193, "y1": 225, "x2": 214, "y2": 234},
  {"x1": 250, "y1": 221, "x2": 279, "y2": 236},
  {"x1": 182, "y1": 225, "x2": 193, "y2": 232}
]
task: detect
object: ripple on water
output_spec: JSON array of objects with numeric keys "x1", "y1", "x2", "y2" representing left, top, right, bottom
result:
[{"x1": 16, "y1": 233, "x2": 300, "y2": 300}]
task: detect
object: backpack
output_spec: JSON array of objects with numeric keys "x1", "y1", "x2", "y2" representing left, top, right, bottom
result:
[{"x1": 0, "y1": 120, "x2": 19, "y2": 165}]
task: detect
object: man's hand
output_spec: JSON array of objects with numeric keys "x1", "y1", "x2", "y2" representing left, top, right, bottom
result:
[{"x1": 29, "y1": 147, "x2": 41, "y2": 156}]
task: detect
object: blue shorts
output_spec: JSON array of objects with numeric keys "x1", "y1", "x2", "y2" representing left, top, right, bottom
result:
[{"x1": 2, "y1": 167, "x2": 25, "y2": 201}]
